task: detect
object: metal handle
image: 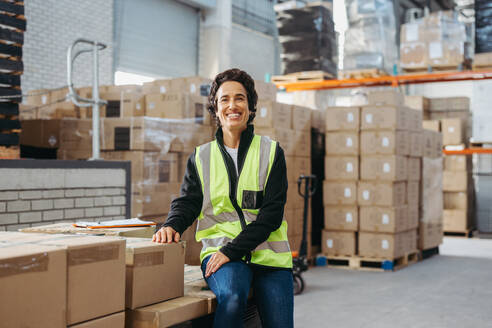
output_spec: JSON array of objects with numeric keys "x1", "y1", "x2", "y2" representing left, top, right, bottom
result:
[{"x1": 297, "y1": 175, "x2": 317, "y2": 198}]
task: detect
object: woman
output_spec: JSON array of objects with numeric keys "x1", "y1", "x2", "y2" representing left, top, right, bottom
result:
[{"x1": 153, "y1": 68, "x2": 293, "y2": 328}]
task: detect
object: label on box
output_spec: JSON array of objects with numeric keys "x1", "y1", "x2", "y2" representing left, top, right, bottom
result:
[
  {"x1": 365, "y1": 113, "x2": 373, "y2": 124},
  {"x1": 42, "y1": 95, "x2": 47, "y2": 104},
  {"x1": 327, "y1": 239, "x2": 333, "y2": 248},
  {"x1": 448, "y1": 126, "x2": 455, "y2": 133},
  {"x1": 382, "y1": 214, "x2": 389, "y2": 225},
  {"x1": 149, "y1": 102, "x2": 155, "y2": 109},
  {"x1": 406, "y1": 23, "x2": 418, "y2": 42},
  {"x1": 347, "y1": 112, "x2": 354, "y2": 122},
  {"x1": 190, "y1": 84, "x2": 196, "y2": 94},
  {"x1": 260, "y1": 107, "x2": 267, "y2": 117},
  {"x1": 362, "y1": 190, "x2": 370, "y2": 200},
  {"x1": 382, "y1": 137, "x2": 389, "y2": 147},
  {"x1": 160, "y1": 86, "x2": 166, "y2": 93},
  {"x1": 48, "y1": 135, "x2": 57, "y2": 147},
  {"x1": 344, "y1": 187, "x2": 351, "y2": 197},
  {"x1": 381, "y1": 240, "x2": 389, "y2": 249},
  {"x1": 136, "y1": 103, "x2": 141, "y2": 110},
  {"x1": 346, "y1": 212, "x2": 353, "y2": 223},
  {"x1": 383, "y1": 162, "x2": 391, "y2": 173},
  {"x1": 429, "y1": 42, "x2": 443, "y2": 59},
  {"x1": 346, "y1": 137, "x2": 353, "y2": 147},
  {"x1": 346, "y1": 162, "x2": 353, "y2": 172}
]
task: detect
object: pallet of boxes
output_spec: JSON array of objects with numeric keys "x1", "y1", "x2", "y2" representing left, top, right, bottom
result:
[
  {"x1": 322, "y1": 90, "x2": 423, "y2": 271},
  {"x1": 422, "y1": 96, "x2": 474, "y2": 236}
]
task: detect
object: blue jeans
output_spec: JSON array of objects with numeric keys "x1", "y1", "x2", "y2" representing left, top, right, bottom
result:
[{"x1": 201, "y1": 255, "x2": 294, "y2": 328}]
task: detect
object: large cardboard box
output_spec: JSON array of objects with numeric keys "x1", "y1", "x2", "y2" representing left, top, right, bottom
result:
[
  {"x1": 98, "y1": 92, "x2": 145, "y2": 118},
  {"x1": 443, "y1": 171, "x2": 469, "y2": 191},
  {"x1": 294, "y1": 130, "x2": 311, "y2": 157},
  {"x1": 255, "y1": 80, "x2": 277, "y2": 100},
  {"x1": 407, "y1": 109, "x2": 423, "y2": 131},
  {"x1": 422, "y1": 130, "x2": 443, "y2": 158},
  {"x1": 142, "y1": 79, "x2": 171, "y2": 94},
  {"x1": 0, "y1": 243, "x2": 67, "y2": 328},
  {"x1": 357, "y1": 181, "x2": 406, "y2": 207},
  {"x1": 360, "y1": 105, "x2": 408, "y2": 130},
  {"x1": 404, "y1": 95, "x2": 429, "y2": 112},
  {"x1": 359, "y1": 206, "x2": 409, "y2": 233},
  {"x1": 408, "y1": 157, "x2": 421, "y2": 181},
  {"x1": 444, "y1": 155, "x2": 471, "y2": 171},
  {"x1": 360, "y1": 130, "x2": 410, "y2": 155},
  {"x1": 256, "y1": 127, "x2": 295, "y2": 156},
  {"x1": 443, "y1": 209, "x2": 470, "y2": 231},
  {"x1": 407, "y1": 181, "x2": 419, "y2": 207},
  {"x1": 294, "y1": 156, "x2": 311, "y2": 179},
  {"x1": 429, "y1": 97, "x2": 469, "y2": 111},
  {"x1": 70, "y1": 312, "x2": 125, "y2": 328},
  {"x1": 20, "y1": 119, "x2": 92, "y2": 149},
  {"x1": 325, "y1": 132, "x2": 359, "y2": 155},
  {"x1": 285, "y1": 156, "x2": 296, "y2": 181},
  {"x1": 444, "y1": 191, "x2": 468, "y2": 210},
  {"x1": 145, "y1": 94, "x2": 210, "y2": 124},
  {"x1": 170, "y1": 77, "x2": 212, "y2": 96},
  {"x1": 132, "y1": 183, "x2": 181, "y2": 218},
  {"x1": 420, "y1": 157, "x2": 444, "y2": 223},
  {"x1": 360, "y1": 155, "x2": 407, "y2": 181},
  {"x1": 367, "y1": 90, "x2": 404, "y2": 106},
  {"x1": 180, "y1": 220, "x2": 203, "y2": 265},
  {"x1": 125, "y1": 239, "x2": 185, "y2": 309},
  {"x1": 418, "y1": 222, "x2": 443, "y2": 250},
  {"x1": 423, "y1": 120, "x2": 440, "y2": 132},
  {"x1": 325, "y1": 106, "x2": 360, "y2": 131},
  {"x1": 321, "y1": 230, "x2": 356, "y2": 256},
  {"x1": 323, "y1": 181, "x2": 357, "y2": 205},
  {"x1": 441, "y1": 118, "x2": 464, "y2": 145},
  {"x1": 311, "y1": 109, "x2": 326, "y2": 132},
  {"x1": 324, "y1": 206, "x2": 358, "y2": 231},
  {"x1": 400, "y1": 41, "x2": 428, "y2": 69},
  {"x1": 359, "y1": 229, "x2": 417, "y2": 259},
  {"x1": 292, "y1": 105, "x2": 311, "y2": 131},
  {"x1": 409, "y1": 132, "x2": 423, "y2": 157},
  {"x1": 255, "y1": 101, "x2": 292, "y2": 129},
  {"x1": 324, "y1": 156, "x2": 359, "y2": 181}
]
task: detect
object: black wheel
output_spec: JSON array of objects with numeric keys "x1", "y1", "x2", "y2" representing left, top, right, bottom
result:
[{"x1": 293, "y1": 274, "x2": 305, "y2": 295}]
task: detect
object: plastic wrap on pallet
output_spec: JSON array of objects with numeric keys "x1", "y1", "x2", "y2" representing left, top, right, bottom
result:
[
  {"x1": 276, "y1": 5, "x2": 334, "y2": 36},
  {"x1": 420, "y1": 157, "x2": 443, "y2": 224},
  {"x1": 345, "y1": 0, "x2": 395, "y2": 24},
  {"x1": 475, "y1": 0, "x2": 492, "y2": 54}
]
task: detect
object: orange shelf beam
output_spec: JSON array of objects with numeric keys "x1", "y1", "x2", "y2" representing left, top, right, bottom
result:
[
  {"x1": 275, "y1": 70, "x2": 492, "y2": 92},
  {"x1": 443, "y1": 148, "x2": 492, "y2": 155}
]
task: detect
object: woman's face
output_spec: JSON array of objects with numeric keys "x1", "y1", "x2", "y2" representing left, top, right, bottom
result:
[{"x1": 216, "y1": 81, "x2": 250, "y2": 133}]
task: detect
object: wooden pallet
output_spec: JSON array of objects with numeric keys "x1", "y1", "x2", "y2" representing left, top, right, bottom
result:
[
  {"x1": 321, "y1": 251, "x2": 419, "y2": 272},
  {"x1": 338, "y1": 68, "x2": 388, "y2": 80},
  {"x1": 272, "y1": 70, "x2": 334, "y2": 83},
  {"x1": 0, "y1": 145, "x2": 19, "y2": 159},
  {"x1": 444, "y1": 229, "x2": 474, "y2": 238},
  {"x1": 402, "y1": 63, "x2": 471, "y2": 75},
  {"x1": 419, "y1": 246, "x2": 439, "y2": 260}
]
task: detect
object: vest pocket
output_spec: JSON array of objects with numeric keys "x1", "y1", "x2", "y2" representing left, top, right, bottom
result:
[{"x1": 242, "y1": 190, "x2": 263, "y2": 209}]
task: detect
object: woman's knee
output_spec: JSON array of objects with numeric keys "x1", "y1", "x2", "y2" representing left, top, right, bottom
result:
[{"x1": 217, "y1": 290, "x2": 248, "y2": 312}]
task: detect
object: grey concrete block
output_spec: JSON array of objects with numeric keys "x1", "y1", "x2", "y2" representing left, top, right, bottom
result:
[
  {"x1": 120, "y1": 206, "x2": 126, "y2": 215},
  {"x1": 75, "y1": 198, "x2": 94, "y2": 208},
  {"x1": 31, "y1": 199, "x2": 53, "y2": 211},
  {"x1": 54, "y1": 198, "x2": 74, "y2": 209},
  {"x1": 19, "y1": 190, "x2": 43, "y2": 200},
  {"x1": 43, "y1": 190, "x2": 65, "y2": 199},
  {"x1": 85, "y1": 207, "x2": 103, "y2": 217},
  {"x1": 85, "y1": 189, "x2": 103, "y2": 196},
  {"x1": 0, "y1": 191, "x2": 18, "y2": 201},
  {"x1": 65, "y1": 189, "x2": 85, "y2": 197},
  {"x1": 19, "y1": 212, "x2": 42, "y2": 223},
  {"x1": 0, "y1": 202, "x2": 5, "y2": 212},
  {"x1": 65, "y1": 208, "x2": 84, "y2": 219},
  {"x1": 0, "y1": 169, "x2": 64, "y2": 190},
  {"x1": 112, "y1": 196, "x2": 126, "y2": 206},
  {"x1": 95, "y1": 197, "x2": 112, "y2": 207},
  {"x1": 65, "y1": 169, "x2": 125, "y2": 188},
  {"x1": 0, "y1": 213, "x2": 18, "y2": 224},
  {"x1": 7, "y1": 224, "x2": 29, "y2": 231},
  {"x1": 7, "y1": 200, "x2": 31, "y2": 212},
  {"x1": 103, "y1": 188, "x2": 125, "y2": 196},
  {"x1": 110, "y1": 216, "x2": 126, "y2": 221},
  {"x1": 0, "y1": 225, "x2": 5, "y2": 231},
  {"x1": 103, "y1": 206, "x2": 120, "y2": 216},
  {"x1": 43, "y1": 210, "x2": 64, "y2": 221}
]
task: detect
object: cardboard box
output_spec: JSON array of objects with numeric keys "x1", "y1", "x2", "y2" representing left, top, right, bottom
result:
[
  {"x1": 404, "y1": 95, "x2": 429, "y2": 112},
  {"x1": 400, "y1": 41, "x2": 428, "y2": 69},
  {"x1": 429, "y1": 97, "x2": 470, "y2": 111},
  {"x1": 408, "y1": 204, "x2": 419, "y2": 230},
  {"x1": 444, "y1": 191, "x2": 468, "y2": 210},
  {"x1": 418, "y1": 222, "x2": 443, "y2": 250},
  {"x1": 441, "y1": 118, "x2": 464, "y2": 145},
  {"x1": 179, "y1": 220, "x2": 203, "y2": 265},
  {"x1": 360, "y1": 105, "x2": 408, "y2": 130},
  {"x1": 407, "y1": 181, "x2": 419, "y2": 207},
  {"x1": 420, "y1": 157, "x2": 444, "y2": 223},
  {"x1": 0, "y1": 243, "x2": 67, "y2": 328},
  {"x1": 142, "y1": 79, "x2": 172, "y2": 94},
  {"x1": 255, "y1": 101, "x2": 292, "y2": 129},
  {"x1": 295, "y1": 156, "x2": 311, "y2": 179},
  {"x1": 360, "y1": 155, "x2": 407, "y2": 181},
  {"x1": 311, "y1": 109, "x2": 326, "y2": 132},
  {"x1": 443, "y1": 209, "x2": 470, "y2": 231},
  {"x1": 324, "y1": 156, "x2": 359, "y2": 181},
  {"x1": 443, "y1": 171, "x2": 469, "y2": 191},
  {"x1": 70, "y1": 311, "x2": 125, "y2": 328},
  {"x1": 407, "y1": 109, "x2": 423, "y2": 131},
  {"x1": 20, "y1": 119, "x2": 91, "y2": 149},
  {"x1": 292, "y1": 105, "x2": 311, "y2": 131},
  {"x1": 324, "y1": 206, "x2": 358, "y2": 231},
  {"x1": 285, "y1": 156, "x2": 296, "y2": 181},
  {"x1": 323, "y1": 181, "x2": 357, "y2": 205},
  {"x1": 168, "y1": 77, "x2": 212, "y2": 96},
  {"x1": 145, "y1": 94, "x2": 209, "y2": 124},
  {"x1": 444, "y1": 155, "x2": 471, "y2": 171},
  {"x1": 422, "y1": 130, "x2": 443, "y2": 158},
  {"x1": 321, "y1": 230, "x2": 356, "y2": 256},
  {"x1": 367, "y1": 90, "x2": 404, "y2": 106},
  {"x1": 102, "y1": 151, "x2": 179, "y2": 185},
  {"x1": 255, "y1": 80, "x2": 277, "y2": 100},
  {"x1": 19, "y1": 223, "x2": 155, "y2": 238},
  {"x1": 359, "y1": 229, "x2": 417, "y2": 259},
  {"x1": 409, "y1": 131, "x2": 423, "y2": 157},
  {"x1": 325, "y1": 132, "x2": 359, "y2": 155},
  {"x1": 423, "y1": 120, "x2": 440, "y2": 132},
  {"x1": 256, "y1": 127, "x2": 295, "y2": 156},
  {"x1": 360, "y1": 130, "x2": 410, "y2": 156},
  {"x1": 407, "y1": 157, "x2": 421, "y2": 181},
  {"x1": 96, "y1": 92, "x2": 145, "y2": 118},
  {"x1": 325, "y1": 106, "x2": 360, "y2": 131},
  {"x1": 125, "y1": 239, "x2": 185, "y2": 309},
  {"x1": 126, "y1": 296, "x2": 212, "y2": 328},
  {"x1": 132, "y1": 183, "x2": 181, "y2": 218},
  {"x1": 357, "y1": 181, "x2": 406, "y2": 207},
  {"x1": 294, "y1": 130, "x2": 311, "y2": 157},
  {"x1": 359, "y1": 206, "x2": 408, "y2": 233}
]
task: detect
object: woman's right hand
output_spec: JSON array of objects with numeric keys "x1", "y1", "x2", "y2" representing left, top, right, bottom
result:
[{"x1": 152, "y1": 226, "x2": 181, "y2": 243}]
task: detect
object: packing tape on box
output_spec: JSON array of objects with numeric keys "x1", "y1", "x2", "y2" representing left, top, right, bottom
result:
[
  {"x1": 132, "y1": 251, "x2": 164, "y2": 267},
  {"x1": 0, "y1": 252, "x2": 49, "y2": 278},
  {"x1": 68, "y1": 244, "x2": 120, "y2": 266}
]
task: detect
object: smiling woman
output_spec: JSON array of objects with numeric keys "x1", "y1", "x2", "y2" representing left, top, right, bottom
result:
[{"x1": 153, "y1": 68, "x2": 293, "y2": 328}]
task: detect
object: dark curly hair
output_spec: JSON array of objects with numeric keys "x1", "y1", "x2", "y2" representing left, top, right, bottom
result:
[{"x1": 207, "y1": 68, "x2": 258, "y2": 127}]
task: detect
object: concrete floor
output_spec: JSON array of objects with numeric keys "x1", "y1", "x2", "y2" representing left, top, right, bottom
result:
[{"x1": 295, "y1": 237, "x2": 492, "y2": 327}]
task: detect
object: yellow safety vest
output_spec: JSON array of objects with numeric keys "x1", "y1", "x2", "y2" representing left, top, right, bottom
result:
[{"x1": 194, "y1": 134, "x2": 292, "y2": 268}]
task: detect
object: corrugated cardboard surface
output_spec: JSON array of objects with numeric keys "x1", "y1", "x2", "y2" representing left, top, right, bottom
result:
[
  {"x1": 404, "y1": 95, "x2": 429, "y2": 111},
  {"x1": 323, "y1": 181, "x2": 357, "y2": 205},
  {"x1": 255, "y1": 101, "x2": 292, "y2": 129},
  {"x1": 444, "y1": 155, "x2": 471, "y2": 171},
  {"x1": 360, "y1": 155, "x2": 407, "y2": 181},
  {"x1": 325, "y1": 106, "x2": 360, "y2": 131},
  {"x1": 132, "y1": 183, "x2": 181, "y2": 218},
  {"x1": 292, "y1": 105, "x2": 312, "y2": 131},
  {"x1": 359, "y1": 206, "x2": 408, "y2": 233},
  {"x1": 358, "y1": 229, "x2": 417, "y2": 259},
  {"x1": 324, "y1": 156, "x2": 359, "y2": 181},
  {"x1": 418, "y1": 222, "x2": 443, "y2": 250},
  {"x1": 423, "y1": 120, "x2": 440, "y2": 132},
  {"x1": 407, "y1": 157, "x2": 421, "y2": 181},
  {"x1": 422, "y1": 130, "x2": 443, "y2": 158},
  {"x1": 444, "y1": 192, "x2": 468, "y2": 210},
  {"x1": 407, "y1": 181, "x2": 420, "y2": 207},
  {"x1": 360, "y1": 130, "x2": 410, "y2": 155},
  {"x1": 441, "y1": 118, "x2": 464, "y2": 146},
  {"x1": 409, "y1": 131, "x2": 424, "y2": 157},
  {"x1": 69, "y1": 311, "x2": 125, "y2": 328},
  {"x1": 325, "y1": 132, "x2": 359, "y2": 155},
  {"x1": 367, "y1": 90, "x2": 404, "y2": 107},
  {"x1": 443, "y1": 171, "x2": 469, "y2": 192},
  {"x1": 321, "y1": 230, "x2": 357, "y2": 256},
  {"x1": 360, "y1": 105, "x2": 408, "y2": 130},
  {"x1": 443, "y1": 209, "x2": 471, "y2": 231},
  {"x1": 357, "y1": 181, "x2": 407, "y2": 207},
  {"x1": 324, "y1": 206, "x2": 359, "y2": 231},
  {"x1": 420, "y1": 157, "x2": 444, "y2": 223}
]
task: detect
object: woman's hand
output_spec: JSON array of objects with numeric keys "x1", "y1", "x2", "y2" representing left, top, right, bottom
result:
[
  {"x1": 205, "y1": 251, "x2": 230, "y2": 277},
  {"x1": 152, "y1": 226, "x2": 180, "y2": 243}
]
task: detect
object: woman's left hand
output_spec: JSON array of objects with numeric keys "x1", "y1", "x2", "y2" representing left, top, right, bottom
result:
[{"x1": 205, "y1": 251, "x2": 230, "y2": 278}]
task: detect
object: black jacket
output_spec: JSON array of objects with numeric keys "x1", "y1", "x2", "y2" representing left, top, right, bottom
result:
[{"x1": 162, "y1": 124, "x2": 288, "y2": 262}]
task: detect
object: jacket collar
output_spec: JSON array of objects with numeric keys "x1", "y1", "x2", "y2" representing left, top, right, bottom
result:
[{"x1": 215, "y1": 124, "x2": 255, "y2": 151}]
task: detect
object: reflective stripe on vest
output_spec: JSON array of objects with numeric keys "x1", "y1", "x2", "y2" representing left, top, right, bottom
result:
[{"x1": 194, "y1": 134, "x2": 292, "y2": 268}]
